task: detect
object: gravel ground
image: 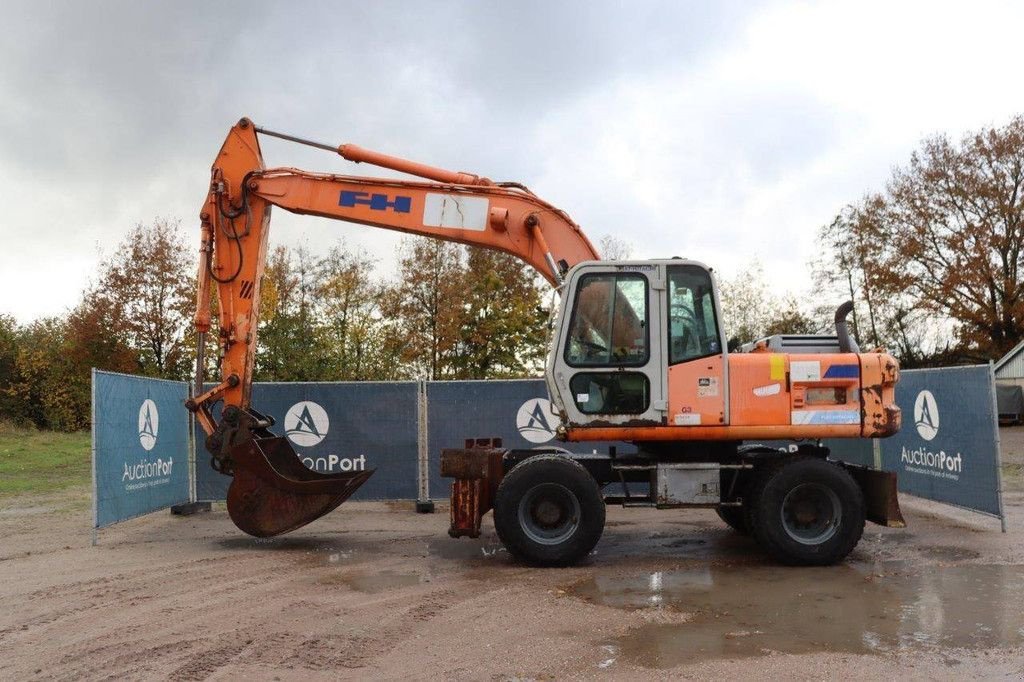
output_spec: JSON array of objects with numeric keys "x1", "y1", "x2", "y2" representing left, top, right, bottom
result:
[{"x1": 1, "y1": 432, "x2": 1023, "y2": 680}]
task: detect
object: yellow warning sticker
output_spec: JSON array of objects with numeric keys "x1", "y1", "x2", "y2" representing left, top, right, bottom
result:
[{"x1": 770, "y1": 354, "x2": 785, "y2": 381}]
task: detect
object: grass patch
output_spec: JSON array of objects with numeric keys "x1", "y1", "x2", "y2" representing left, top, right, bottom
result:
[
  {"x1": 1002, "y1": 463, "x2": 1024, "y2": 493},
  {"x1": 0, "y1": 426, "x2": 91, "y2": 496}
]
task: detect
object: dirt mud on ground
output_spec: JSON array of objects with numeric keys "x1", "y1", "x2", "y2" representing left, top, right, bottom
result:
[{"x1": 3, "y1": 431, "x2": 1024, "y2": 680}]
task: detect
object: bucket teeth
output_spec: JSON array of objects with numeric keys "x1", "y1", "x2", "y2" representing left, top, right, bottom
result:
[{"x1": 224, "y1": 435, "x2": 374, "y2": 537}]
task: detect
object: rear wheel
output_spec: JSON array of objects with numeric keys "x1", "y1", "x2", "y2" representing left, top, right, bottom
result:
[
  {"x1": 493, "y1": 455, "x2": 605, "y2": 567},
  {"x1": 746, "y1": 457, "x2": 864, "y2": 566}
]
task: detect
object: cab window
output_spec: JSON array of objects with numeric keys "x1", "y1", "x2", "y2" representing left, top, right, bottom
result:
[
  {"x1": 565, "y1": 273, "x2": 648, "y2": 367},
  {"x1": 668, "y1": 265, "x2": 721, "y2": 364},
  {"x1": 569, "y1": 372, "x2": 650, "y2": 414}
]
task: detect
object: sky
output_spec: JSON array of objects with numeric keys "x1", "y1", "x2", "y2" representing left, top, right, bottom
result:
[{"x1": 2, "y1": 0, "x2": 1024, "y2": 323}]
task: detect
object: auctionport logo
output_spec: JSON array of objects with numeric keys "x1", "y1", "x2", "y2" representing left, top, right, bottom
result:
[
  {"x1": 283, "y1": 401, "x2": 366, "y2": 472},
  {"x1": 285, "y1": 401, "x2": 330, "y2": 447},
  {"x1": 517, "y1": 398, "x2": 555, "y2": 444},
  {"x1": 914, "y1": 390, "x2": 939, "y2": 441},
  {"x1": 903, "y1": 388, "x2": 962, "y2": 481},
  {"x1": 901, "y1": 445, "x2": 962, "y2": 478},
  {"x1": 125, "y1": 398, "x2": 172, "y2": 488},
  {"x1": 138, "y1": 399, "x2": 159, "y2": 450}
]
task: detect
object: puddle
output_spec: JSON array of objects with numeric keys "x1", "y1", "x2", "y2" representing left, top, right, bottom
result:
[
  {"x1": 327, "y1": 550, "x2": 357, "y2": 563},
  {"x1": 597, "y1": 644, "x2": 619, "y2": 669},
  {"x1": 318, "y1": 569, "x2": 422, "y2": 593},
  {"x1": 569, "y1": 564, "x2": 1024, "y2": 667},
  {"x1": 425, "y1": 536, "x2": 506, "y2": 561},
  {"x1": 916, "y1": 545, "x2": 982, "y2": 561},
  {"x1": 660, "y1": 538, "x2": 708, "y2": 549}
]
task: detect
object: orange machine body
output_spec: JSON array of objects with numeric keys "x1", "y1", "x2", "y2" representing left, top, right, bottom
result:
[
  {"x1": 189, "y1": 118, "x2": 904, "y2": 542},
  {"x1": 564, "y1": 350, "x2": 901, "y2": 443}
]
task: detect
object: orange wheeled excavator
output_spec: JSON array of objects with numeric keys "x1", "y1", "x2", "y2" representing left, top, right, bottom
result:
[{"x1": 188, "y1": 118, "x2": 904, "y2": 566}]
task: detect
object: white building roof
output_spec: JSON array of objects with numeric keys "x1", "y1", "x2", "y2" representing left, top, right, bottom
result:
[{"x1": 994, "y1": 338, "x2": 1024, "y2": 378}]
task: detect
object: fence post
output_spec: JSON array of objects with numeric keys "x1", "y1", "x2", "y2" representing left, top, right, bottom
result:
[
  {"x1": 989, "y1": 361, "x2": 1008, "y2": 533},
  {"x1": 188, "y1": 381, "x2": 196, "y2": 504},
  {"x1": 416, "y1": 380, "x2": 434, "y2": 513},
  {"x1": 170, "y1": 379, "x2": 210, "y2": 517},
  {"x1": 91, "y1": 368, "x2": 99, "y2": 546}
]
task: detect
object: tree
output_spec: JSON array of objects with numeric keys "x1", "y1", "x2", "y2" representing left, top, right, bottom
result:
[
  {"x1": 384, "y1": 238, "x2": 553, "y2": 379},
  {"x1": 813, "y1": 201, "x2": 887, "y2": 348},
  {"x1": 764, "y1": 295, "x2": 820, "y2": 337},
  {"x1": 385, "y1": 238, "x2": 466, "y2": 379},
  {"x1": 0, "y1": 315, "x2": 20, "y2": 423},
  {"x1": 318, "y1": 241, "x2": 404, "y2": 380},
  {"x1": 455, "y1": 248, "x2": 548, "y2": 378},
  {"x1": 1, "y1": 246, "x2": 143, "y2": 429},
  {"x1": 718, "y1": 260, "x2": 777, "y2": 345},
  {"x1": 820, "y1": 116, "x2": 1024, "y2": 362},
  {"x1": 718, "y1": 261, "x2": 819, "y2": 346},
  {"x1": 883, "y1": 118, "x2": 1024, "y2": 358},
  {"x1": 90, "y1": 219, "x2": 195, "y2": 379},
  {"x1": 255, "y1": 245, "x2": 336, "y2": 381},
  {"x1": 597, "y1": 234, "x2": 633, "y2": 260},
  {"x1": 5, "y1": 317, "x2": 95, "y2": 430},
  {"x1": 254, "y1": 242, "x2": 406, "y2": 381}
]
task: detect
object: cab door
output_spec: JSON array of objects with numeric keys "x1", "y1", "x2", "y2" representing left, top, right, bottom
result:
[
  {"x1": 665, "y1": 263, "x2": 728, "y2": 427},
  {"x1": 550, "y1": 263, "x2": 666, "y2": 426}
]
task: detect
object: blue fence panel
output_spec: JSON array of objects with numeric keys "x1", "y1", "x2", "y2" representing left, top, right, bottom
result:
[
  {"x1": 879, "y1": 365, "x2": 1001, "y2": 516},
  {"x1": 92, "y1": 370, "x2": 190, "y2": 528},
  {"x1": 425, "y1": 379, "x2": 637, "y2": 499},
  {"x1": 195, "y1": 382, "x2": 419, "y2": 501}
]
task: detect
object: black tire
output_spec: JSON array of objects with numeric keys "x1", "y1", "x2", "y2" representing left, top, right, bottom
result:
[
  {"x1": 716, "y1": 505, "x2": 749, "y2": 534},
  {"x1": 493, "y1": 454, "x2": 605, "y2": 567},
  {"x1": 746, "y1": 457, "x2": 864, "y2": 566}
]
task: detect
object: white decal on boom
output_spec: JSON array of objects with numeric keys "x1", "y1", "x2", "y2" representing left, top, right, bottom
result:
[{"x1": 423, "y1": 193, "x2": 488, "y2": 231}]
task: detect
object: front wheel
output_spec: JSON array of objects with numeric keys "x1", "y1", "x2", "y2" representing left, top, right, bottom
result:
[
  {"x1": 493, "y1": 455, "x2": 605, "y2": 567},
  {"x1": 746, "y1": 457, "x2": 865, "y2": 566}
]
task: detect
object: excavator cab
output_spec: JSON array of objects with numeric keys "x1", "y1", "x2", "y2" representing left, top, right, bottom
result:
[{"x1": 547, "y1": 260, "x2": 725, "y2": 432}]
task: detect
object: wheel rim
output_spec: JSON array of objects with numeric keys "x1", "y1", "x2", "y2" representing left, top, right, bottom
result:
[
  {"x1": 780, "y1": 483, "x2": 842, "y2": 545},
  {"x1": 517, "y1": 483, "x2": 581, "y2": 546}
]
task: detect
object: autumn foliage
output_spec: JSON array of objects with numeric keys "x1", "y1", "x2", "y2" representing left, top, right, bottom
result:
[
  {"x1": 816, "y1": 116, "x2": 1024, "y2": 366},
  {"x1": 0, "y1": 221, "x2": 548, "y2": 430}
]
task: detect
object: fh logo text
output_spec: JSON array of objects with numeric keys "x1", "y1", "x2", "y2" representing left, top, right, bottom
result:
[{"x1": 339, "y1": 191, "x2": 412, "y2": 213}]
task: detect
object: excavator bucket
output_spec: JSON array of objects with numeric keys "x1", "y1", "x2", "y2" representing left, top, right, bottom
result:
[{"x1": 225, "y1": 436, "x2": 374, "y2": 537}]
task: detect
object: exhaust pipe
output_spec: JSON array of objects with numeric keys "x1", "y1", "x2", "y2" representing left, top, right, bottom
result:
[{"x1": 835, "y1": 301, "x2": 860, "y2": 353}]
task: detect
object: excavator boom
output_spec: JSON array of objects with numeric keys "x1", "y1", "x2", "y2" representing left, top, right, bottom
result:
[{"x1": 188, "y1": 118, "x2": 599, "y2": 537}]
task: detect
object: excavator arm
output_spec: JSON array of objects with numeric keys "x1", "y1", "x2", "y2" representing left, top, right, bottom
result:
[{"x1": 187, "y1": 118, "x2": 600, "y2": 537}]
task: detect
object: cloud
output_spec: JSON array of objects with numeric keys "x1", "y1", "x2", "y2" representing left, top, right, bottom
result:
[{"x1": 0, "y1": 0, "x2": 1022, "y2": 322}]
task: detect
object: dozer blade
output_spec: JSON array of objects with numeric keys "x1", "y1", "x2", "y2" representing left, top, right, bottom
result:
[
  {"x1": 225, "y1": 436, "x2": 374, "y2": 537},
  {"x1": 842, "y1": 463, "x2": 906, "y2": 528}
]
